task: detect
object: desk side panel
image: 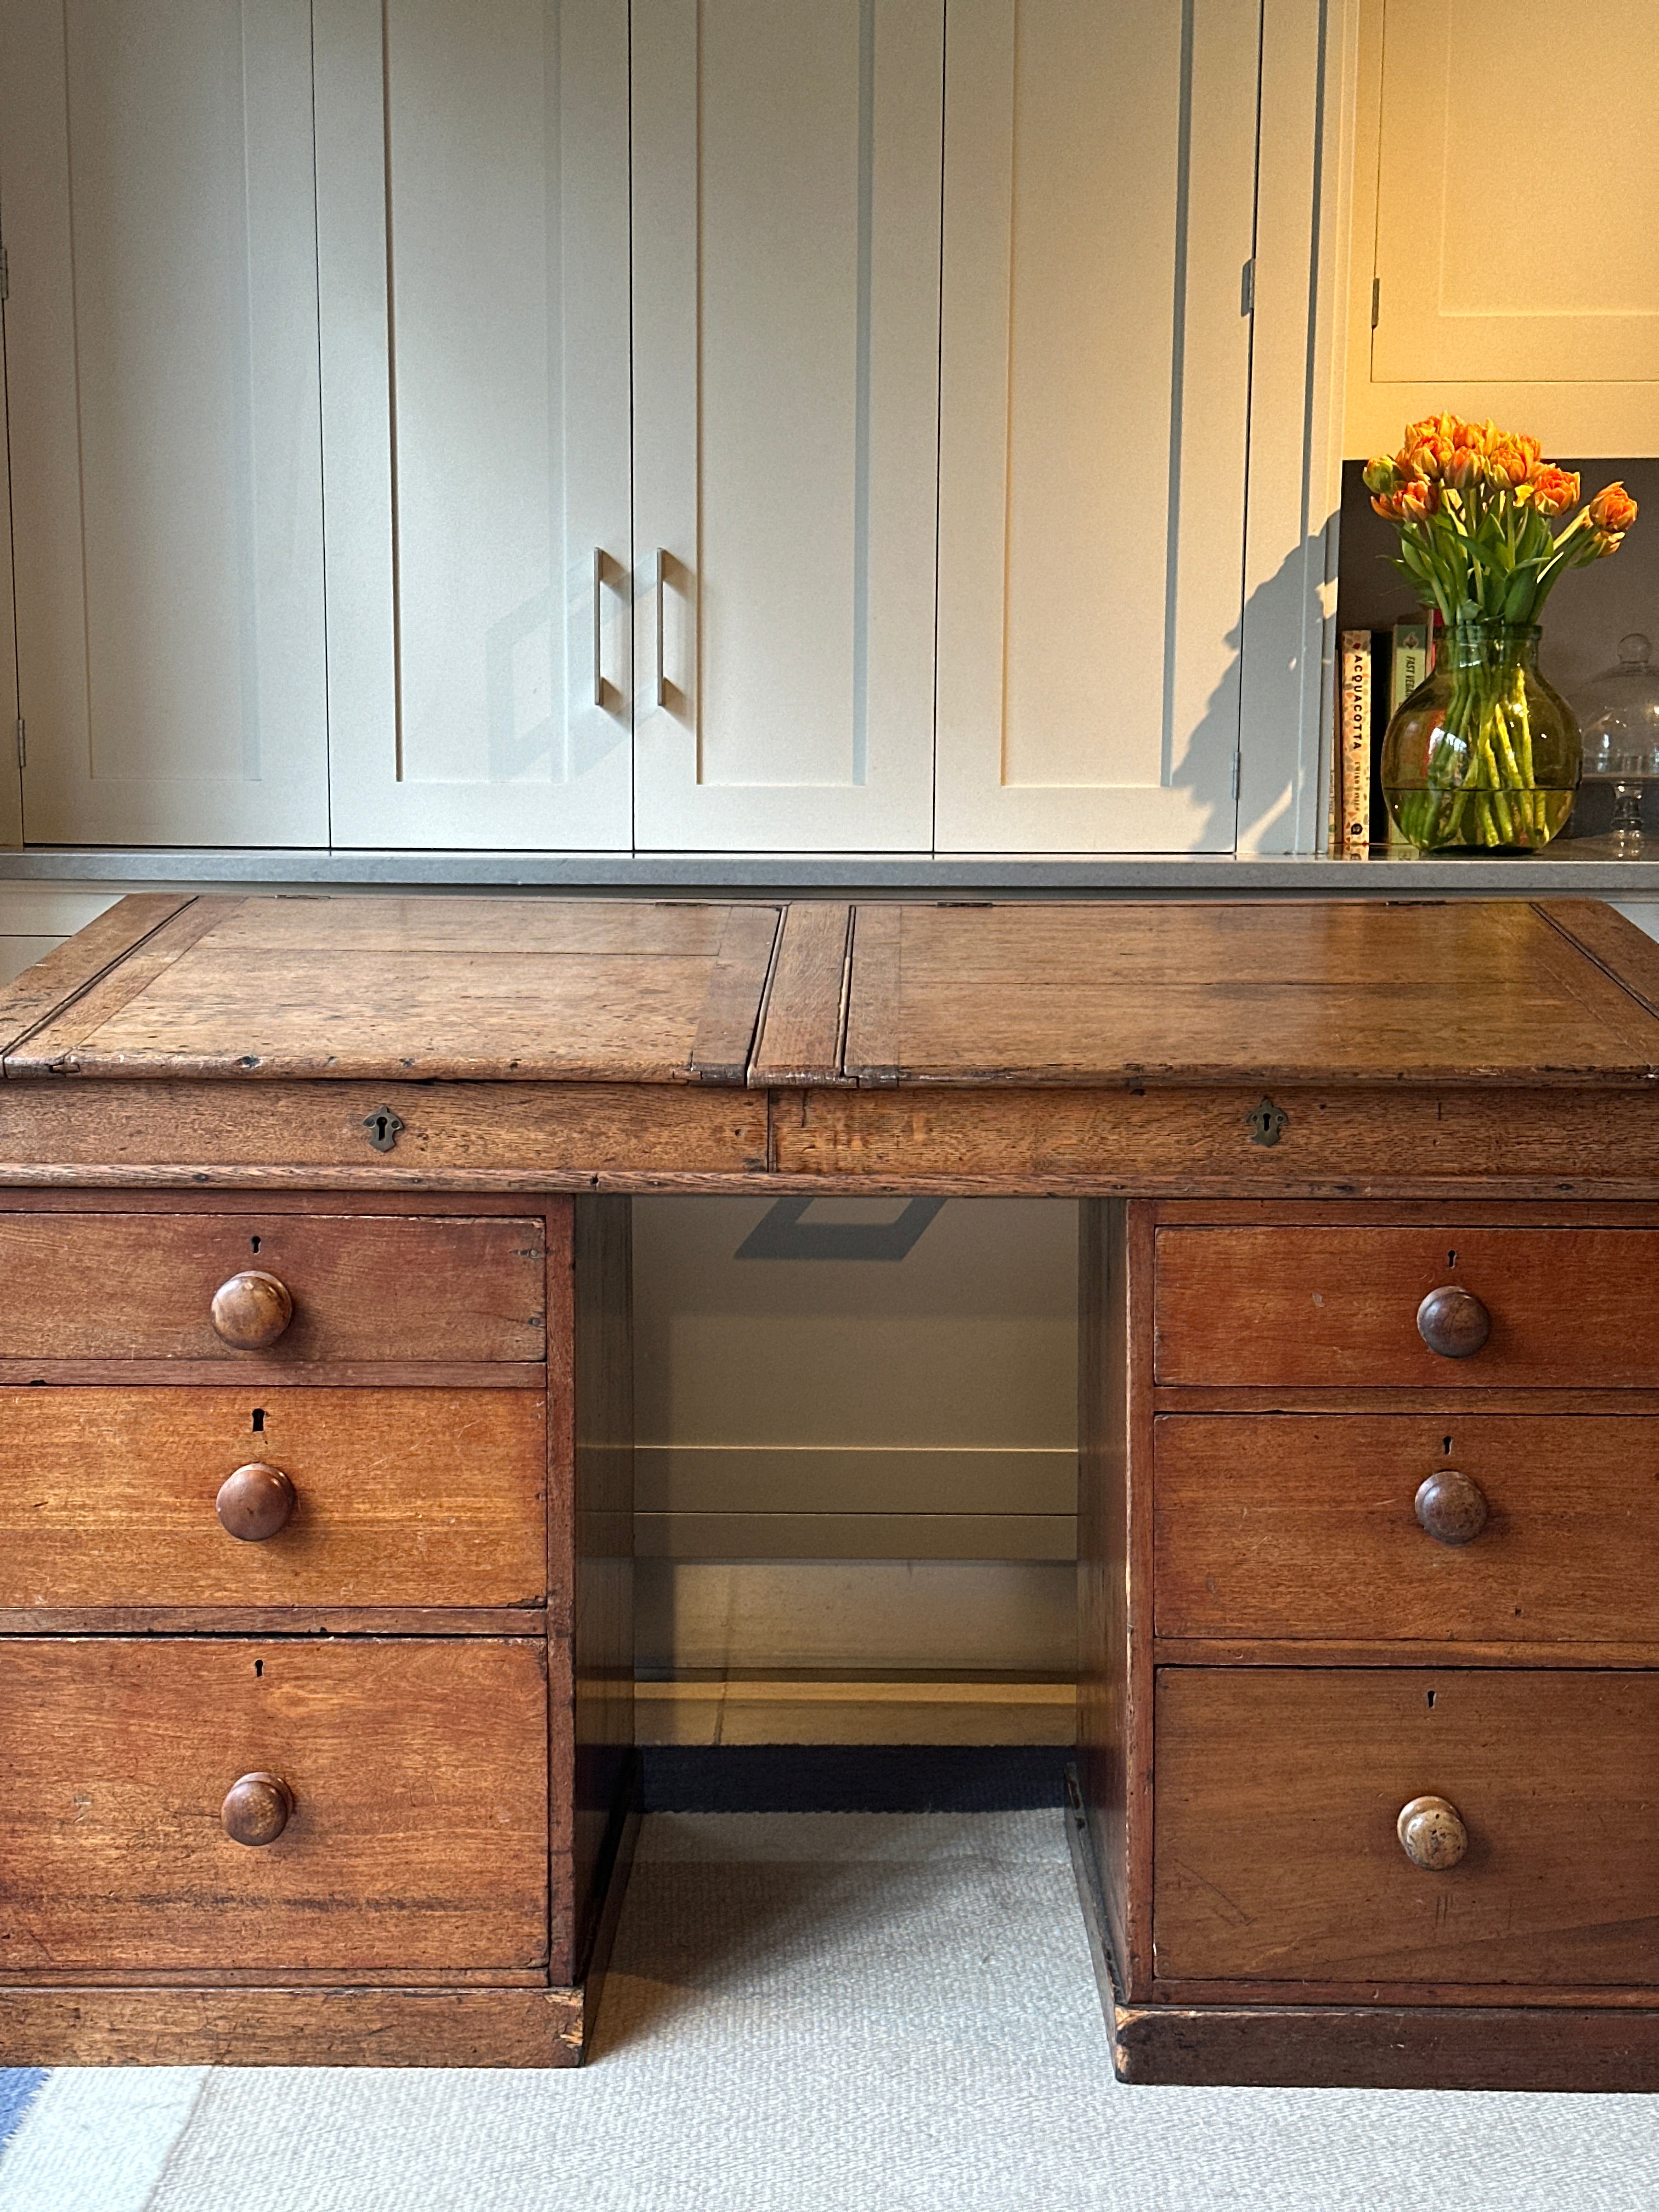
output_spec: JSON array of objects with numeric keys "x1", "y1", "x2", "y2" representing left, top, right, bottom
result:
[{"x1": 1079, "y1": 1199, "x2": 1152, "y2": 1999}]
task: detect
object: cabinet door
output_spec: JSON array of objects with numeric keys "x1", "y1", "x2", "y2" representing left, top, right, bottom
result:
[
  {"x1": 0, "y1": 0, "x2": 329, "y2": 845},
  {"x1": 1348, "y1": 0, "x2": 1659, "y2": 459},
  {"x1": 1373, "y1": 0, "x2": 1659, "y2": 389},
  {"x1": 934, "y1": 0, "x2": 1259, "y2": 853},
  {"x1": 631, "y1": 1, "x2": 943, "y2": 853},
  {"x1": 316, "y1": 0, "x2": 631, "y2": 849}
]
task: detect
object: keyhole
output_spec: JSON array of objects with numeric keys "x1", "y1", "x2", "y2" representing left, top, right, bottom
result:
[
  {"x1": 1426, "y1": 1690, "x2": 1436, "y2": 1708},
  {"x1": 254, "y1": 1660, "x2": 264, "y2": 1679},
  {"x1": 251, "y1": 1408, "x2": 266, "y2": 1434},
  {"x1": 1442, "y1": 1436, "x2": 1452, "y2": 1454},
  {"x1": 250, "y1": 1235, "x2": 261, "y2": 1255},
  {"x1": 1446, "y1": 1249, "x2": 1457, "y2": 1268}
]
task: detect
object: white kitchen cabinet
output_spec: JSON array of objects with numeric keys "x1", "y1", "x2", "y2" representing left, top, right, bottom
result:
[
  {"x1": 0, "y1": 0, "x2": 329, "y2": 845},
  {"x1": 1348, "y1": 0, "x2": 1659, "y2": 459},
  {"x1": 315, "y1": 0, "x2": 633, "y2": 849},
  {"x1": 630, "y1": 0, "x2": 943, "y2": 853},
  {"x1": 934, "y1": 0, "x2": 1260, "y2": 853}
]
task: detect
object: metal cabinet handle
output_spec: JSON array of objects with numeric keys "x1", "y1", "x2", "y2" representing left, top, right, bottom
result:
[
  {"x1": 592, "y1": 548, "x2": 605, "y2": 708},
  {"x1": 656, "y1": 548, "x2": 668, "y2": 709}
]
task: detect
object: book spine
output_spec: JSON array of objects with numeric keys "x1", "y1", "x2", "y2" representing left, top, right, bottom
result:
[
  {"x1": 1390, "y1": 619, "x2": 1431, "y2": 715},
  {"x1": 1339, "y1": 630, "x2": 1372, "y2": 856}
]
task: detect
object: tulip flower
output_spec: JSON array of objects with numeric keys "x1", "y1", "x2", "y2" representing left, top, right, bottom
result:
[
  {"x1": 1587, "y1": 482, "x2": 1638, "y2": 534},
  {"x1": 1523, "y1": 466, "x2": 1580, "y2": 517}
]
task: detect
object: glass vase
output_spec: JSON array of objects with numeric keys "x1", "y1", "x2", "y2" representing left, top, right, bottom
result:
[{"x1": 1381, "y1": 621, "x2": 1579, "y2": 853}]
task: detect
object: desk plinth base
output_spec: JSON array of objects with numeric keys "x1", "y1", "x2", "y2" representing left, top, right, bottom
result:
[
  {"x1": 0, "y1": 1801, "x2": 640, "y2": 2069},
  {"x1": 1065, "y1": 1768, "x2": 1659, "y2": 2092}
]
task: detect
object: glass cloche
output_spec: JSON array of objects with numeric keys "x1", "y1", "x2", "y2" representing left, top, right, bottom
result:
[{"x1": 1577, "y1": 635, "x2": 1659, "y2": 849}]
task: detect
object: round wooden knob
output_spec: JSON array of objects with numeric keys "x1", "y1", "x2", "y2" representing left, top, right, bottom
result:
[
  {"x1": 1414, "y1": 1470, "x2": 1488, "y2": 1547},
  {"x1": 221, "y1": 1771, "x2": 294, "y2": 1848},
  {"x1": 216, "y1": 1463, "x2": 296, "y2": 1542},
  {"x1": 210, "y1": 1271, "x2": 294, "y2": 1351},
  {"x1": 1416, "y1": 1285, "x2": 1490, "y2": 1359},
  {"x1": 1397, "y1": 1793, "x2": 1467, "y2": 1871}
]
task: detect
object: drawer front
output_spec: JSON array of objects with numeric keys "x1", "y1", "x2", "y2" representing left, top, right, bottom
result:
[
  {"x1": 0, "y1": 1213, "x2": 545, "y2": 1363},
  {"x1": 1155, "y1": 1413, "x2": 1659, "y2": 1645},
  {"x1": 0, "y1": 1389, "x2": 546, "y2": 1610},
  {"x1": 1155, "y1": 1226, "x2": 1659, "y2": 1388},
  {"x1": 0, "y1": 1639, "x2": 549, "y2": 1973},
  {"x1": 1155, "y1": 1668, "x2": 1659, "y2": 1987}
]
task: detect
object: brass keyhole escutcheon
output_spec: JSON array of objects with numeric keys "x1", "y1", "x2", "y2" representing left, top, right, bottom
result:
[
  {"x1": 363, "y1": 1106, "x2": 405, "y2": 1154},
  {"x1": 1244, "y1": 1097, "x2": 1288, "y2": 1148}
]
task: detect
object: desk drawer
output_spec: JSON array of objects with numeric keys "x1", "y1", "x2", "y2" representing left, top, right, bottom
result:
[
  {"x1": 1154, "y1": 1226, "x2": 1659, "y2": 1389},
  {"x1": 1155, "y1": 1413, "x2": 1659, "y2": 1646},
  {"x1": 1155, "y1": 1667, "x2": 1659, "y2": 1988},
  {"x1": 0, "y1": 1213, "x2": 544, "y2": 1364},
  {"x1": 0, "y1": 1638, "x2": 550, "y2": 1974},
  {"x1": 0, "y1": 1389, "x2": 546, "y2": 1612}
]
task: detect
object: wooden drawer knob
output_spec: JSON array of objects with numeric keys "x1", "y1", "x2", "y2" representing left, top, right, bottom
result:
[
  {"x1": 1416, "y1": 1285, "x2": 1490, "y2": 1359},
  {"x1": 210, "y1": 1270, "x2": 294, "y2": 1351},
  {"x1": 1397, "y1": 1793, "x2": 1467, "y2": 1871},
  {"x1": 216, "y1": 1463, "x2": 296, "y2": 1542},
  {"x1": 221, "y1": 1771, "x2": 294, "y2": 1848},
  {"x1": 1414, "y1": 1470, "x2": 1488, "y2": 1547}
]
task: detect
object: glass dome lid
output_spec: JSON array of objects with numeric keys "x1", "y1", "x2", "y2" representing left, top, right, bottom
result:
[{"x1": 1578, "y1": 634, "x2": 1659, "y2": 775}]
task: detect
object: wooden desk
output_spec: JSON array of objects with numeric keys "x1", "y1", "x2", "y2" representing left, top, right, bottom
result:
[{"x1": 4, "y1": 890, "x2": 1659, "y2": 2086}]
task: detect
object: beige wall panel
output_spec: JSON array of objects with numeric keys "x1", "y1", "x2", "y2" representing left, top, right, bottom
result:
[
  {"x1": 633, "y1": 1196, "x2": 1077, "y2": 1451},
  {"x1": 638, "y1": 1678, "x2": 1076, "y2": 1746},
  {"x1": 636, "y1": 1443, "x2": 1076, "y2": 1515},
  {"x1": 635, "y1": 1559, "x2": 1077, "y2": 1676},
  {"x1": 637, "y1": 1513, "x2": 1074, "y2": 1562}
]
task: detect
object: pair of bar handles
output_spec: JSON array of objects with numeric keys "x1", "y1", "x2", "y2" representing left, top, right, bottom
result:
[{"x1": 591, "y1": 548, "x2": 679, "y2": 710}]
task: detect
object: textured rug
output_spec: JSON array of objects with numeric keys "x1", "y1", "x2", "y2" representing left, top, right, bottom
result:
[{"x1": 1, "y1": 1810, "x2": 1655, "y2": 2212}]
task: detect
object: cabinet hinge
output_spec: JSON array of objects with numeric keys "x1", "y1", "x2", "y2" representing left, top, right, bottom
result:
[
  {"x1": 0, "y1": 245, "x2": 8, "y2": 303},
  {"x1": 1239, "y1": 258, "x2": 1255, "y2": 317},
  {"x1": 1231, "y1": 754, "x2": 1240, "y2": 800},
  {"x1": 14, "y1": 720, "x2": 24, "y2": 770},
  {"x1": 1371, "y1": 276, "x2": 1381, "y2": 330}
]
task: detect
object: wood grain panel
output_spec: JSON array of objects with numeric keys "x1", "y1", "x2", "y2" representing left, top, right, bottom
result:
[
  {"x1": 1109, "y1": 1997, "x2": 1659, "y2": 2091},
  {"x1": 749, "y1": 901, "x2": 851, "y2": 1085},
  {"x1": 0, "y1": 1389, "x2": 545, "y2": 1610},
  {"x1": 1154, "y1": 1225, "x2": 1659, "y2": 1387},
  {"x1": 838, "y1": 901, "x2": 1659, "y2": 1086},
  {"x1": 772, "y1": 1081, "x2": 1659, "y2": 1194},
  {"x1": 0, "y1": 1984, "x2": 585, "y2": 2067},
  {"x1": 1155, "y1": 1414, "x2": 1659, "y2": 1645},
  {"x1": 0, "y1": 1079, "x2": 770, "y2": 1183},
  {"x1": 1155, "y1": 1668, "x2": 1659, "y2": 1987},
  {"x1": 0, "y1": 1211, "x2": 544, "y2": 1362},
  {"x1": 7, "y1": 896, "x2": 779, "y2": 1084},
  {"x1": 0, "y1": 896, "x2": 192, "y2": 1054},
  {"x1": 0, "y1": 1639, "x2": 550, "y2": 1973}
]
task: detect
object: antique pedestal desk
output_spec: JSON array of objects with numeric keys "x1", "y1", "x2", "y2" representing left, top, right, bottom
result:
[{"x1": 5, "y1": 889, "x2": 1659, "y2": 2089}]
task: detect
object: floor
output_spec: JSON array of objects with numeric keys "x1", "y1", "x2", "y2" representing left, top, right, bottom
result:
[{"x1": 0, "y1": 1802, "x2": 1654, "y2": 2212}]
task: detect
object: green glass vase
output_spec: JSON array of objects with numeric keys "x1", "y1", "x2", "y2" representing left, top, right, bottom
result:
[{"x1": 1381, "y1": 620, "x2": 1579, "y2": 852}]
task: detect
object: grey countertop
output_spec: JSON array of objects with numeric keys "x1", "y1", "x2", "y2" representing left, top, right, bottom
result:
[{"x1": 4, "y1": 844, "x2": 1659, "y2": 899}]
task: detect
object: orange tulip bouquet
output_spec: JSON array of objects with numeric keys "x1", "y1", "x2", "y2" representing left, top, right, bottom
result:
[{"x1": 1364, "y1": 416, "x2": 1637, "y2": 850}]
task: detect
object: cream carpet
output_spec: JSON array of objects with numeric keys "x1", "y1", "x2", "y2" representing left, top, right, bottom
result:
[{"x1": 2, "y1": 1810, "x2": 1654, "y2": 2211}]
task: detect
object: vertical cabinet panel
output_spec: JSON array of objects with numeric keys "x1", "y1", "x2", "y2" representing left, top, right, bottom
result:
[
  {"x1": 0, "y1": 0, "x2": 328, "y2": 845},
  {"x1": 317, "y1": 0, "x2": 632, "y2": 850},
  {"x1": 934, "y1": 0, "x2": 1258, "y2": 853},
  {"x1": 1373, "y1": 0, "x2": 1659, "y2": 388},
  {"x1": 631, "y1": 1, "x2": 943, "y2": 853}
]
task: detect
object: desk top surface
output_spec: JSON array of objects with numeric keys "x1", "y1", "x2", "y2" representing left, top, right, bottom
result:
[{"x1": 7, "y1": 891, "x2": 1659, "y2": 1089}]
